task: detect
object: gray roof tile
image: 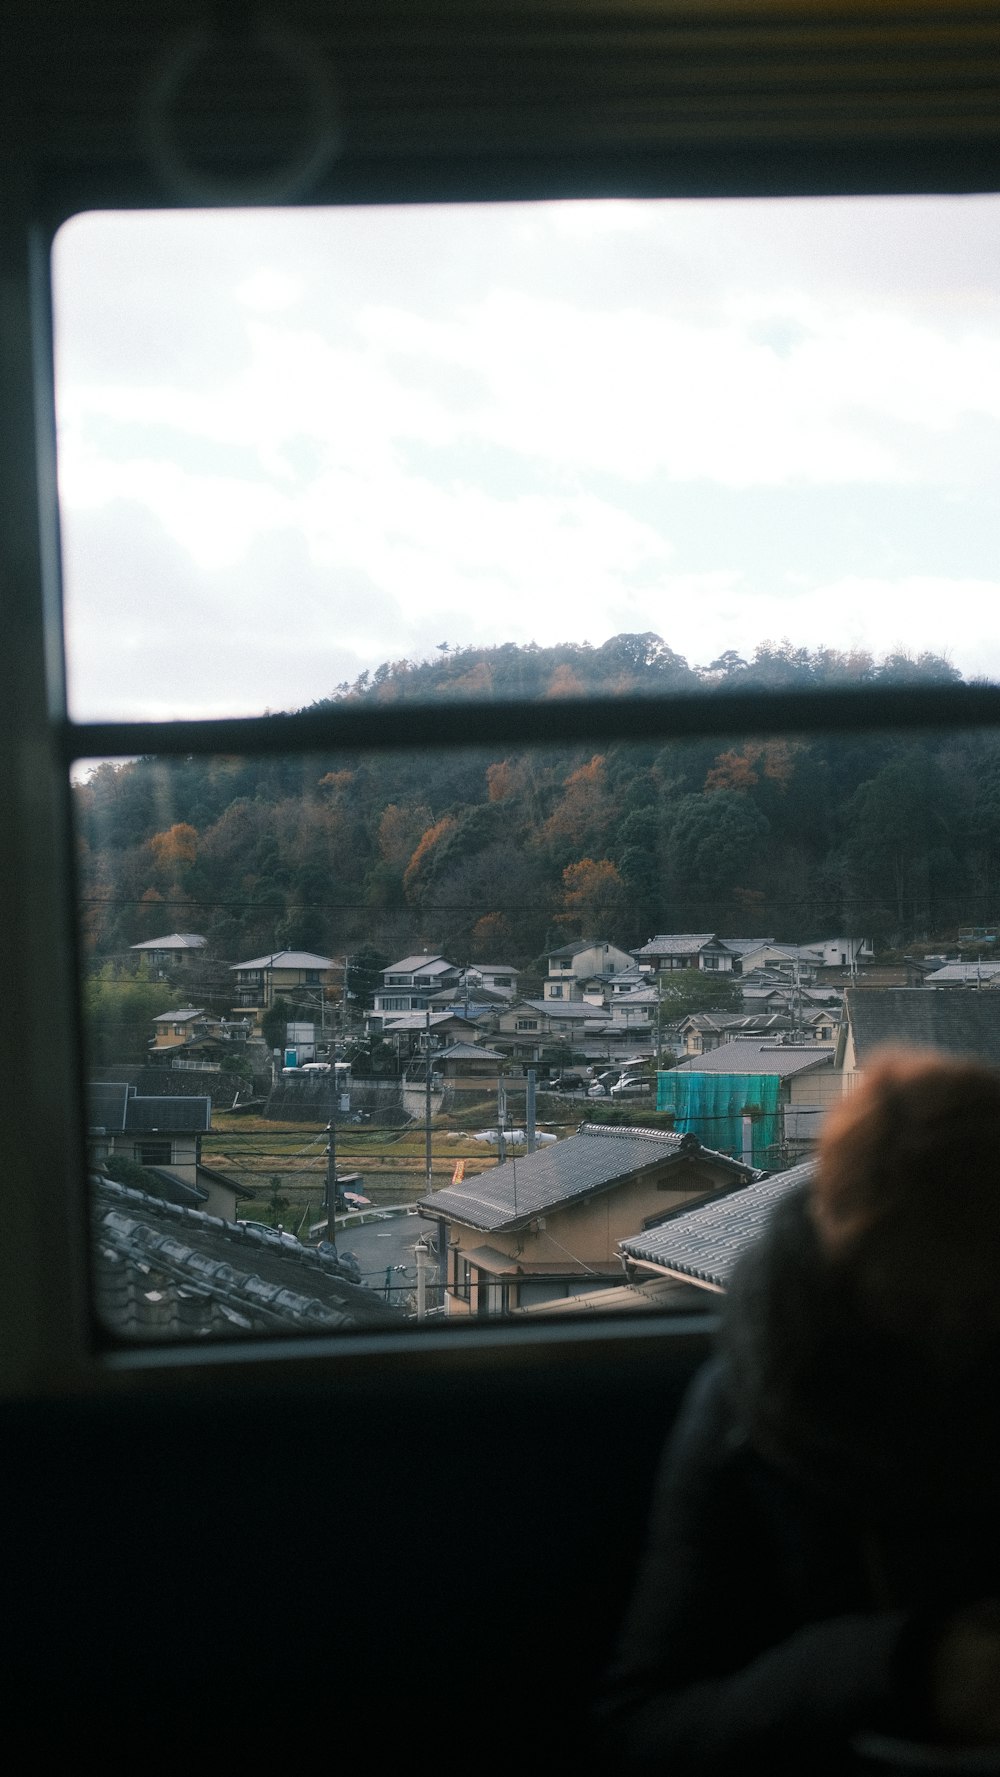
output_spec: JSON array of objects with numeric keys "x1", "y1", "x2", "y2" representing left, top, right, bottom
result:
[
  {"x1": 845, "y1": 986, "x2": 1000, "y2": 1064},
  {"x1": 620, "y1": 1162, "x2": 814, "y2": 1289},
  {"x1": 417, "y1": 1123, "x2": 753, "y2": 1231},
  {"x1": 91, "y1": 1175, "x2": 402, "y2": 1338}
]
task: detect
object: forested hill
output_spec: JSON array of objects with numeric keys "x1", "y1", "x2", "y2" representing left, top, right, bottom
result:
[
  {"x1": 301, "y1": 632, "x2": 962, "y2": 709},
  {"x1": 74, "y1": 634, "x2": 997, "y2": 975}
]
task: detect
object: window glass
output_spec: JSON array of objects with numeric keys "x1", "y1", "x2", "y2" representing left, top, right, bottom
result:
[
  {"x1": 55, "y1": 194, "x2": 1000, "y2": 1345},
  {"x1": 72, "y1": 721, "x2": 1000, "y2": 1342},
  {"x1": 54, "y1": 196, "x2": 1000, "y2": 723}
]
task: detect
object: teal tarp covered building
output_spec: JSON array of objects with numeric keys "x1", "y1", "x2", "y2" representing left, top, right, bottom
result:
[{"x1": 656, "y1": 1069, "x2": 782, "y2": 1167}]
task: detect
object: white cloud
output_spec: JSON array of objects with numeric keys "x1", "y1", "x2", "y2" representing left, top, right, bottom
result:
[{"x1": 52, "y1": 195, "x2": 1000, "y2": 717}]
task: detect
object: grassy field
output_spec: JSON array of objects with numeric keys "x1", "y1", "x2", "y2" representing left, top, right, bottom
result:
[{"x1": 205, "y1": 1097, "x2": 584, "y2": 1230}]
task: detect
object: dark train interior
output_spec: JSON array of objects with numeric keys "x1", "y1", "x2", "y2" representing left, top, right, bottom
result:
[{"x1": 3, "y1": 2, "x2": 1000, "y2": 1761}]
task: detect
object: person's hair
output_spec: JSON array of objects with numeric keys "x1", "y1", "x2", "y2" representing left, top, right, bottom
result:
[{"x1": 811, "y1": 1045, "x2": 1000, "y2": 1344}]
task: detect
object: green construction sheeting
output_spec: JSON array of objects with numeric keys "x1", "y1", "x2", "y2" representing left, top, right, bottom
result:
[{"x1": 656, "y1": 1070, "x2": 783, "y2": 1167}]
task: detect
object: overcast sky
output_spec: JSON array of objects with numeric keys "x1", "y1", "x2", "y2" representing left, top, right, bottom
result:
[{"x1": 52, "y1": 192, "x2": 1000, "y2": 721}]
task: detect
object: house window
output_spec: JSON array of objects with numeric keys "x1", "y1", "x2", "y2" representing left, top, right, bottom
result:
[
  {"x1": 135, "y1": 1140, "x2": 171, "y2": 1167},
  {"x1": 453, "y1": 1255, "x2": 471, "y2": 1302},
  {"x1": 549, "y1": 985, "x2": 563, "y2": 998},
  {"x1": 516, "y1": 1019, "x2": 539, "y2": 1032}
]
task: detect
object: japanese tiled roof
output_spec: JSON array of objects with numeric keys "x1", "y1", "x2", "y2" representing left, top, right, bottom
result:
[
  {"x1": 90, "y1": 1175, "x2": 402, "y2": 1339},
  {"x1": 633, "y1": 933, "x2": 720, "y2": 956},
  {"x1": 620, "y1": 1162, "x2": 814, "y2": 1291},
  {"x1": 417, "y1": 1124, "x2": 754, "y2": 1233}
]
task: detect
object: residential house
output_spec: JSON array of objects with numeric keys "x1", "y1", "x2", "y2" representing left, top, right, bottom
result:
[
  {"x1": 632, "y1": 933, "x2": 737, "y2": 975},
  {"x1": 677, "y1": 1011, "x2": 794, "y2": 1056},
  {"x1": 417, "y1": 1123, "x2": 755, "y2": 1315},
  {"x1": 800, "y1": 935, "x2": 874, "y2": 970},
  {"x1": 91, "y1": 1173, "x2": 401, "y2": 1338},
  {"x1": 433, "y1": 1042, "x2": 507, "y2": 1092},
  {"x1": 520, "y1": 1159, "x2": 813, "y2": 1316},
  {"x1": 607, "y1": 984, "x2": 659, "y2": 1040},
  {"x1": 86, "y1": 1081, "x2": 251, "y2": 1221},
  {"x1": 372, "y1": 952, "x2": 462, "y2": 1016},
  {"x1": 658, "y1": 1040, "x2": 840, "y2": 1167},
  {"x1": 462, "y1": 963, "x2": 519, "y2": 999},
  {"x1": 149, "y1": 1006, "x2": 251, "y2": 1056},
  {"x1": 426, "y1": 982, "x2": 512, "y2": 1026},
  {"x1": 130, "y1": 932, "x2": 208, "y2": 976},
  {"x1": 543, "y1": 939, "x2": 634, "y2": 1001},
  {"x1": 494, "y1": 997, "x2": 611, "y2": 1061},
  {"x1": 836, "y1": 986, "x2": 1000, "y2": 1079},
  {"x1": 923, "y1": 962, "x2": 1000, "y2": 989},
  {"x1": 619, "y1": 1161, "x2": 813, "y2": 1296},
  {"x1": 715, "y1": 937, "x2": 776, "y2": 975},
  {"x1": 378, "y1": 1008, "x2": 480, "y2": 1061},
  {"x1": 230, "y1": 950, "x2": 337, "y2": 1022}
]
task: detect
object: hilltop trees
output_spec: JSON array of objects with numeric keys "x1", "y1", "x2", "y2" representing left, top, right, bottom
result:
[{"x1": 72, "y1": 637, "x2": 985, "y2": 973}]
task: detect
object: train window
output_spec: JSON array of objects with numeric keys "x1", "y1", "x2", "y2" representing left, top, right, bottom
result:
[{"x1": 52, "y1": 194, "x2": 1000, "y2": 1347}]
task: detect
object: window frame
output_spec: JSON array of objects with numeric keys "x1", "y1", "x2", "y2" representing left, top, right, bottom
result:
[{"x1": 6, "y1": 3, "x2": 1000, "y2": 1400}]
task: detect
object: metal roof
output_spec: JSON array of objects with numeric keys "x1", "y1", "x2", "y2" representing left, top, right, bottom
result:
[
  {"x1": 519, "y1": 999, "x2": 609, "y2": 1020},
  {"x1": 620, "y1": 1162, "x2": 814, "y2": 1290},
  {"x1": 152, "y1": 1006, "x2": 205, "y2": 1023},
  {"x1": 437, "y1": 1042, "x2": 504, "y2": 1061},
  {"x1": 384, "y1": 953, "x2": 456, "y2": 975},
  {"x1": 87, "y1": 1082, "x2": 131, "y2": 1133},
  {"x1": 923, "y1": 963, "x2": 1000, "y2": 983},
  {"x1": 418, "y1": 1124, "x2": 753, "y2": 1232},
  {"x1": 382, "y1": 1010, "x2": 475, "y2": 1031},
  {"x1": 230, "y1": 950, "x2": 335, "y2": 971},
  {"x1": 130, "y1": 933, "x2": 207, "y2": 950},
  {"x1": 844, "y1": 986, "x2": 1000, "y2": 1064},
  {"x1": 123, "y1": 1095, "x2": 212, "y2": 1134},
  {"x1": 671, "y1": 1041, "x2": 834, "y2": 1078}
]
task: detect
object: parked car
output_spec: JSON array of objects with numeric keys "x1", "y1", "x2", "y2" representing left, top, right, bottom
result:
[
  {"x1": 609, "y1": 1074, "x2": 651, "y2": 1098},
  {"x1": 548, "y1": 1072, "x2": 585, "y2": 1092},
  {"x1": 586, "y1": 1070, "x2": 618, "y2": 1097}
]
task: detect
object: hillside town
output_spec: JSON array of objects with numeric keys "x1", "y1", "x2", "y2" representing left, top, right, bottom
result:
[{"x1": 85, "y1": 921, "x2": 1000, "y2": 1336}]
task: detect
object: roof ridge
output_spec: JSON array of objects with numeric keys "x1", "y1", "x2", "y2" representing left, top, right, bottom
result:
[{"x1": 578, "y1": 1122, "x2": 686, "y2": 1144}]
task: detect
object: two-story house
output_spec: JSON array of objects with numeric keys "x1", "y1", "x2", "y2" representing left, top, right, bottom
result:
[
  {"x1": 494, "y1": 998, "x2": 611, "y2": 1061},
  {"x1": 417, "y1": 1123, "x2": 755, "y2": 1315},
  {"x1": 372, "y1": 953, "x2": 462, "y2": 1018},
  {"x1": 130, "y1": 932, "x2": 208, "y2": 976},
  {"x1": 462, "y1": 963, "x2": 519, "y2": 999},
  {"x1": 87, "y1": 1081, "x2": 251, "y2": 1221},
  {"x1": 632, "y1": 934, "x2": 738, "y2": 975},
  {"x1": 543, "y1": 939, "x2": 635, "y2": 1002},
  {"x1": 230, "y1": 950, "x2": 337, "y2": 1022}
]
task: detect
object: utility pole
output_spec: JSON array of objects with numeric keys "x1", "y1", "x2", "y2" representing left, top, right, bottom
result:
[
  {"x1": 325, "y1": 1116, "x2": 337, "y2": 1247},
  {"x1": 424, "y1": 1008, "x2": 433, "y2": 1189},
  {"x1": 496, "y1": 1073, "x2": 507, "y2": 1164},
  {"x1": 526, "y1": 1069, "x2": 536, "y2": 1153}
]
